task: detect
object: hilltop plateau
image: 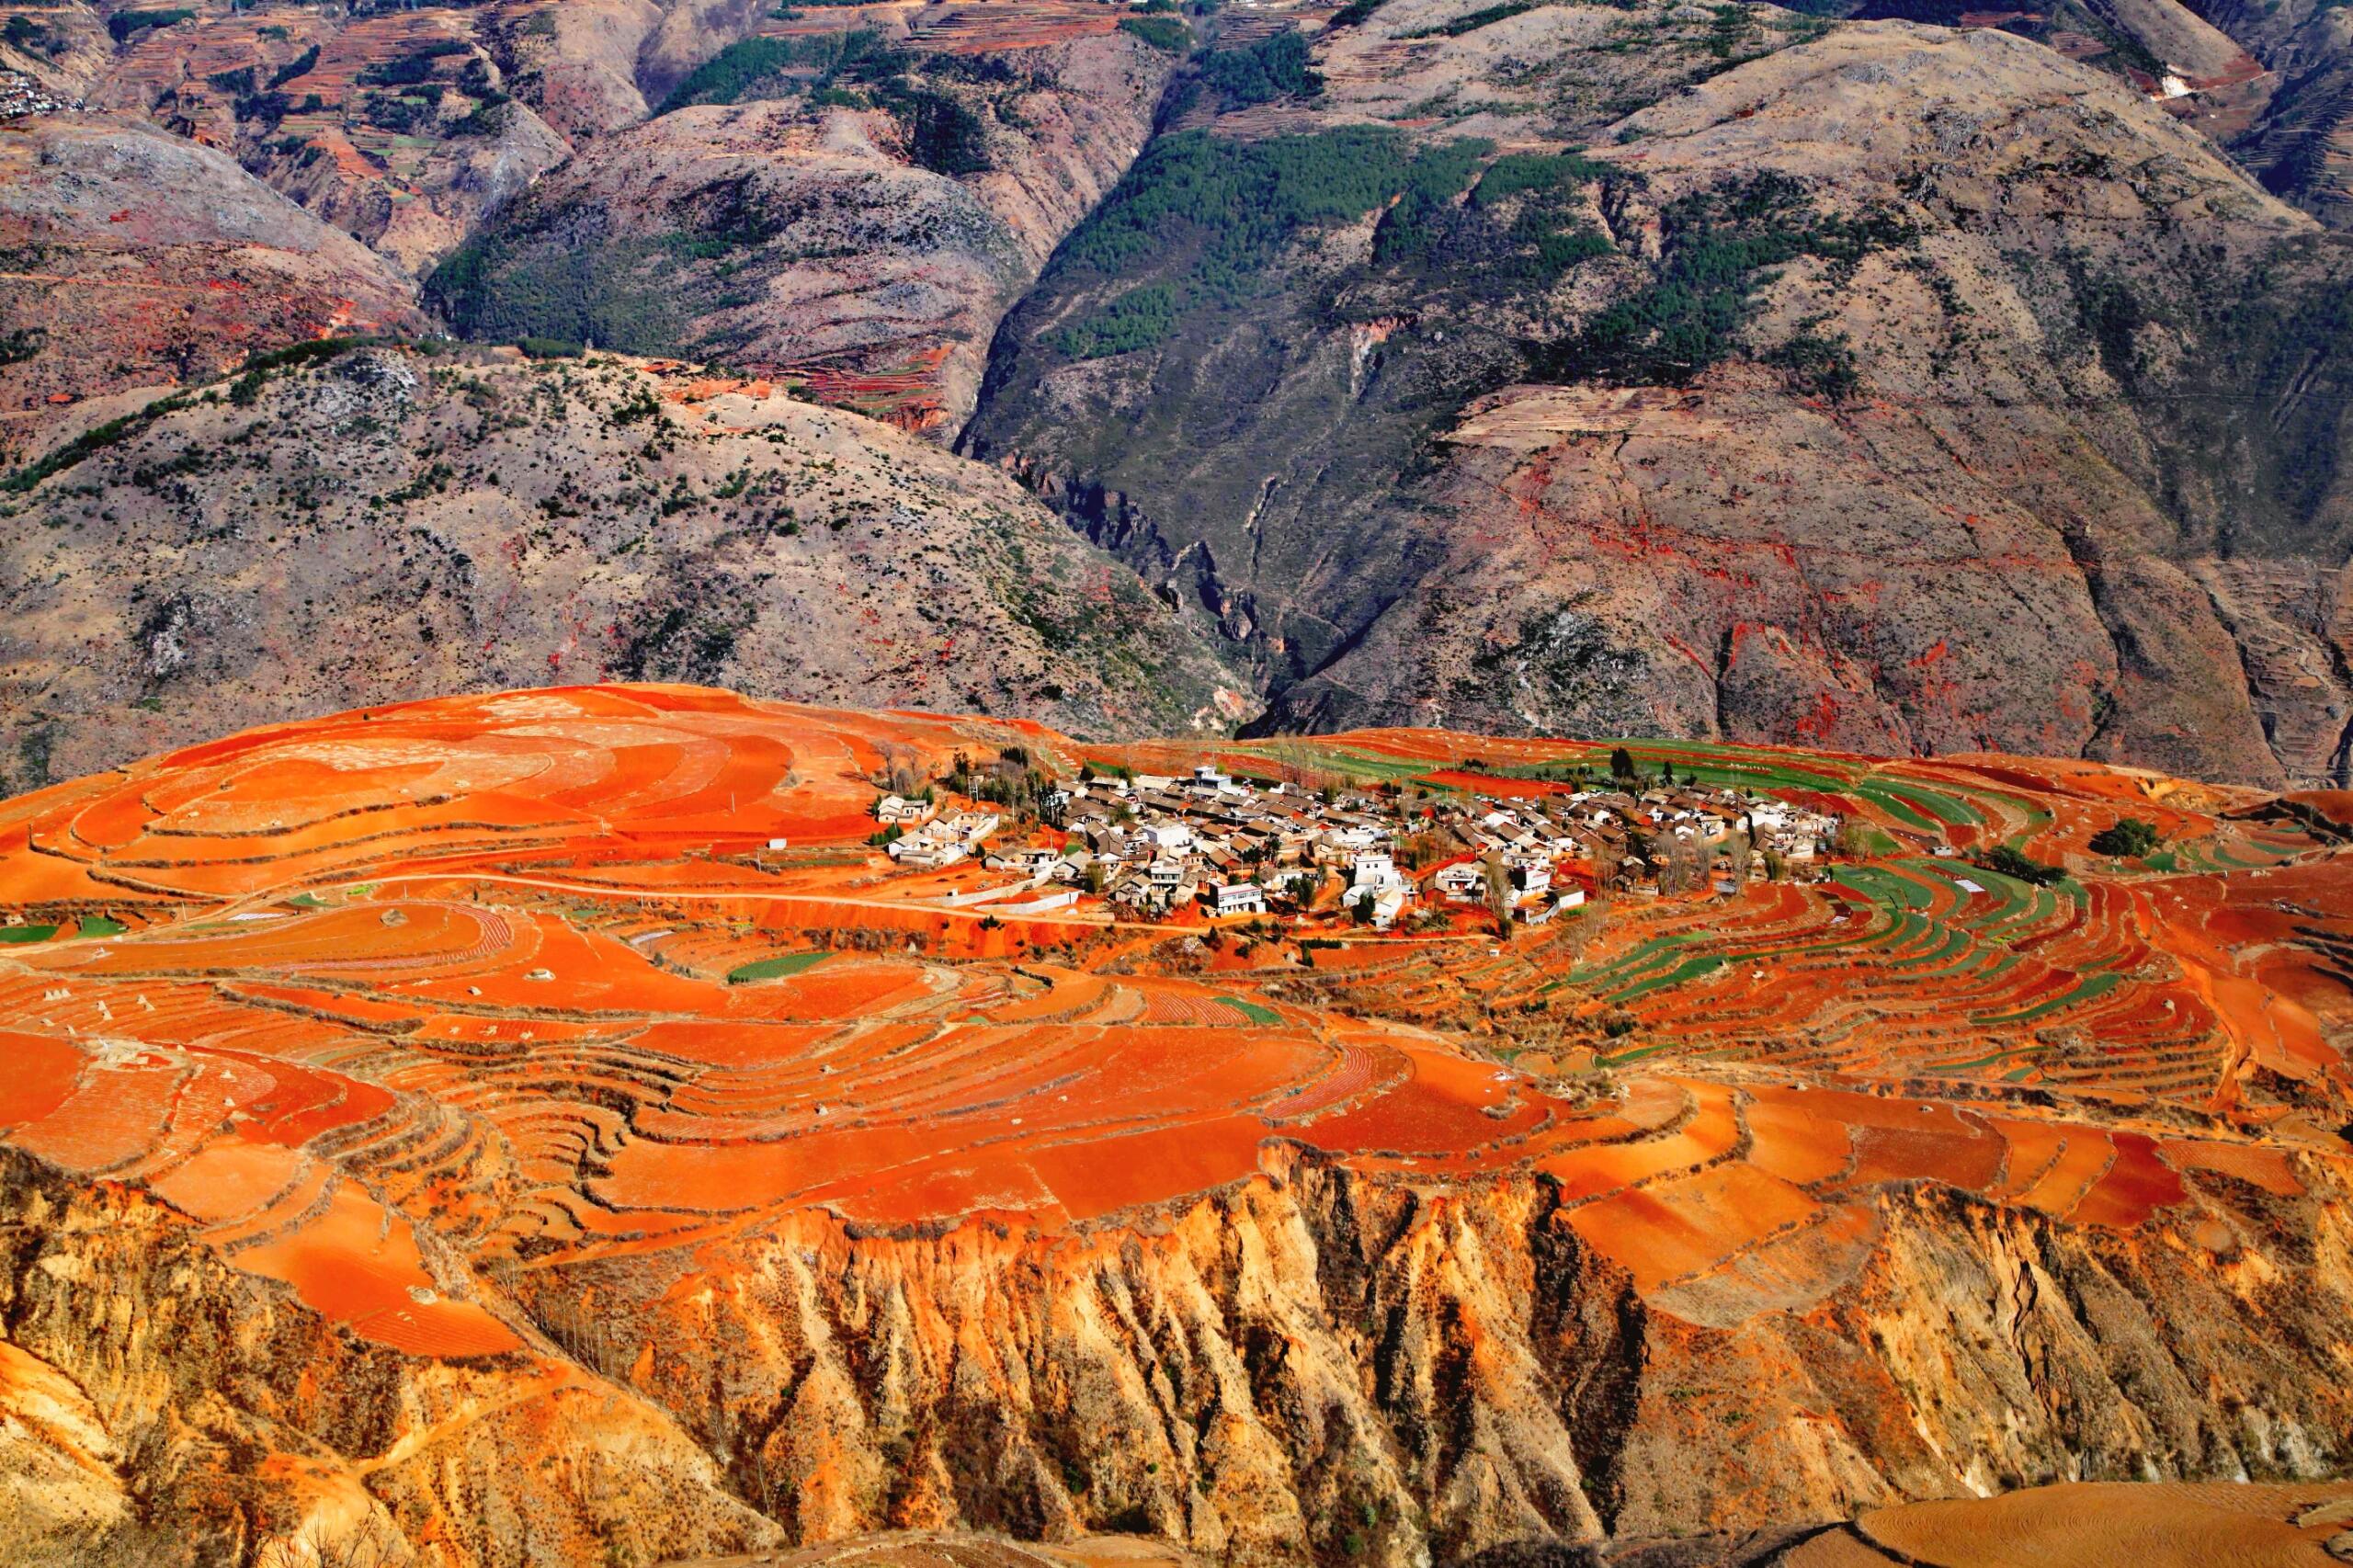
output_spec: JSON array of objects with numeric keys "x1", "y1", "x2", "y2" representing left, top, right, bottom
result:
[{"x1": 0, "y1": 685, "x2": 2347, "y2": 1564}]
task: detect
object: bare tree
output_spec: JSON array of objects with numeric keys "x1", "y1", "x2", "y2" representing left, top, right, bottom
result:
[
  {"x1": 1726, "y1": 829, "x2": 1753, "y2": 887},
  {"x1": 1483, "y1": 853, "x2": 1515, "y2": 934},
  {"x1": 1672, "y1": 831, "x2": 1706, "y2": 894},
  {"x1": 263, "y1": 1512, "x2": 410, "y2": 1568}
]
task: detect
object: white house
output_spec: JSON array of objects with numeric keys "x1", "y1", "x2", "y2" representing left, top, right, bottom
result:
[
  {"x1": 1346, "y1": 882, "x2": 1409, "y2": 931},
  {"x1": 1209, "y1": 881, "x2": 1267, "y2": 916},
  {"x1": 1432, "y1": 862, "x2": 1484, "y2": 902},
  {"x1": 1142, "y1": 821, "x2": 1195, "y2": 855},
  {"x1": 889, "y1": 838, "x2": 967, "y2": 869},
  {"x1": 875, "y1": 794, "x2": 933, "y2": 825}
]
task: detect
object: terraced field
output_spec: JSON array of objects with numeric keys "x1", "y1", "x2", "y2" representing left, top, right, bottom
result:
[
  {"x1": 0, "y1": 685, "x2": 2338, "y2": 1332},
  {"x1": 2, "y1": 687, "x2": 2348, "y2": 1562}
]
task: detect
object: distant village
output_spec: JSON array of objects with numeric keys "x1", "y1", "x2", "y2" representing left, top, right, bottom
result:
[{"x1": 869, "y1": 750, "x2": 1843, "y2": 932}]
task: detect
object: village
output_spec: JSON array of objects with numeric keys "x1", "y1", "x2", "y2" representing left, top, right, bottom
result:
[{"x1": 864, "y1": 748, "x2": 1845, "y2": 934}]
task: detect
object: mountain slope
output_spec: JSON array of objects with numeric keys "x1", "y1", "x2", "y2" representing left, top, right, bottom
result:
[
  {"x1": 961, "y1": 5, "x2": 2353, "y2": 786},
  {"x1": 0, "y1": 112, "x2": 429, "y2": 450},
  {"x1": 0, "y1": 345, "x2": 1246, "y2": 788},
  {"x1": 431, "y1": 17, "x2": 1176, "y2": 432}
]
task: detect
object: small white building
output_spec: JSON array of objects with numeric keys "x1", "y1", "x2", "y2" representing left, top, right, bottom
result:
[
  {"x1": 875, "y1": 794, "x2": 933, "y2": 825},
  {"x1": 1142, "y1": 821, "x2": 1195, "y2": 855},
  {"x1": 1432, "y1": 863, "x2": 1484, "y2": 902},
  {"x1": 1209, "y1": 882, "x2": 1267, "y2": 916},
  {"x1": 889, "y1": 838, "x2": 967, "y2": 869},
  {"x1": 1346, "y1": 882, "x2": 1409, "y2": 931}
]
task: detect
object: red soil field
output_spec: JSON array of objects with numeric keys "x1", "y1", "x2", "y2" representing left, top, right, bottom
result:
[{"x1": 0, "y1": 685, "x2": 2343, "y2": 1364}]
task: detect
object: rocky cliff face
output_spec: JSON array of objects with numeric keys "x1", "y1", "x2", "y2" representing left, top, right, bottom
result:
[
  {"x1": 501, "y1": 1154, "x2": 2353, "y2": 1562},
  {"x1": 12, "y1": 1123, "x2": 2347, "y2": 1565},
  {"x1": 0, "y1": 1151, "x2": 779, "y2": 1568}
]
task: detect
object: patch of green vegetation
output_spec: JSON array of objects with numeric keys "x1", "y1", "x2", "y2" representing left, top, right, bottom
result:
[
  {"x1": 1197, "y1": 30, "x2": 1318, "y2": 108},
  {"x1": 1540, "y1": 174, "x2": 1912, "y2": 386},
  {"x1": 5, "y1": 15, "x2": 66, "y2": 56},
  {"x1": 656, "y1": 29, "x2": 886, "y2": 114},
  {"x1": 6, "y1": 394, "x2": 189, "y2": 493},
  {"x1": 1052, "y1": 283, "x2": 1183, "y2": 359},
  {"x1": 107, "y1": 8, "x2": 193, "y2": 44},
  {"x1": 451, "y1": 96, "x2": 516, "y2": 139},
  {"x1": 1374, "y1": 141, "x2": 1619, "y2": 290},
  {"x1": 1979, "y1": 843, "x2": 2063, "y2": 887},
  {"x1": 1766, "y1": 326, "x2": 1859, "y2": 403},
  {"x1": 267, "y1": 43, "x2": 320, "y2": 87},
  {"x1": 75, "y1": 915, "x2": 126, "y2": 938},
  {"x1": 1369, "y1": 137, "x2": 1492, "y2": 267},
  {"x1": 1119, "y1": 14, "x2": 1191, "y2": 51},
  {"x1": 1699, "y1": 2, "x2": 1751, "y2": 58},
  {"x1": 653, "y1": 30, "x2": 995, "y2": 174},
  {"x1": 1972, "y1": 969, "x2": 2120, "y2": 1027},
  {"x1": 15, "y1": 333, "x2": 377, "y2": 477},
  {"x1": 1399, "y1": 1, "x2": 1540, "y2": 40},
  {"x1": 1051, "y1": 126, "x2": 1494, "y2": 344},
  {"x1": 1217, "y1": 995, "x2": 1283, "y2": 1025},
  {"x1": 727, "y1": 951, "x2": 832, "y2": 983},
  {"x1": 0, "y1": 924, "x2": 57, "y2": 945},
  {"x1": 1472, "y1": 150, "x2": 1611, "y2": 207},
  {"x1": 428, "y1": 224, "x2": 708, "y2": 354},
  {"x1": 1328, "y1": 0, "x2": 1393, "y2": 25},
  {"x1": 2088, "y1": 816, "x2": 2162, "y2": 858},
  {"x1": 358, "y1": 40, "x2": 468, "y2": 88}
]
